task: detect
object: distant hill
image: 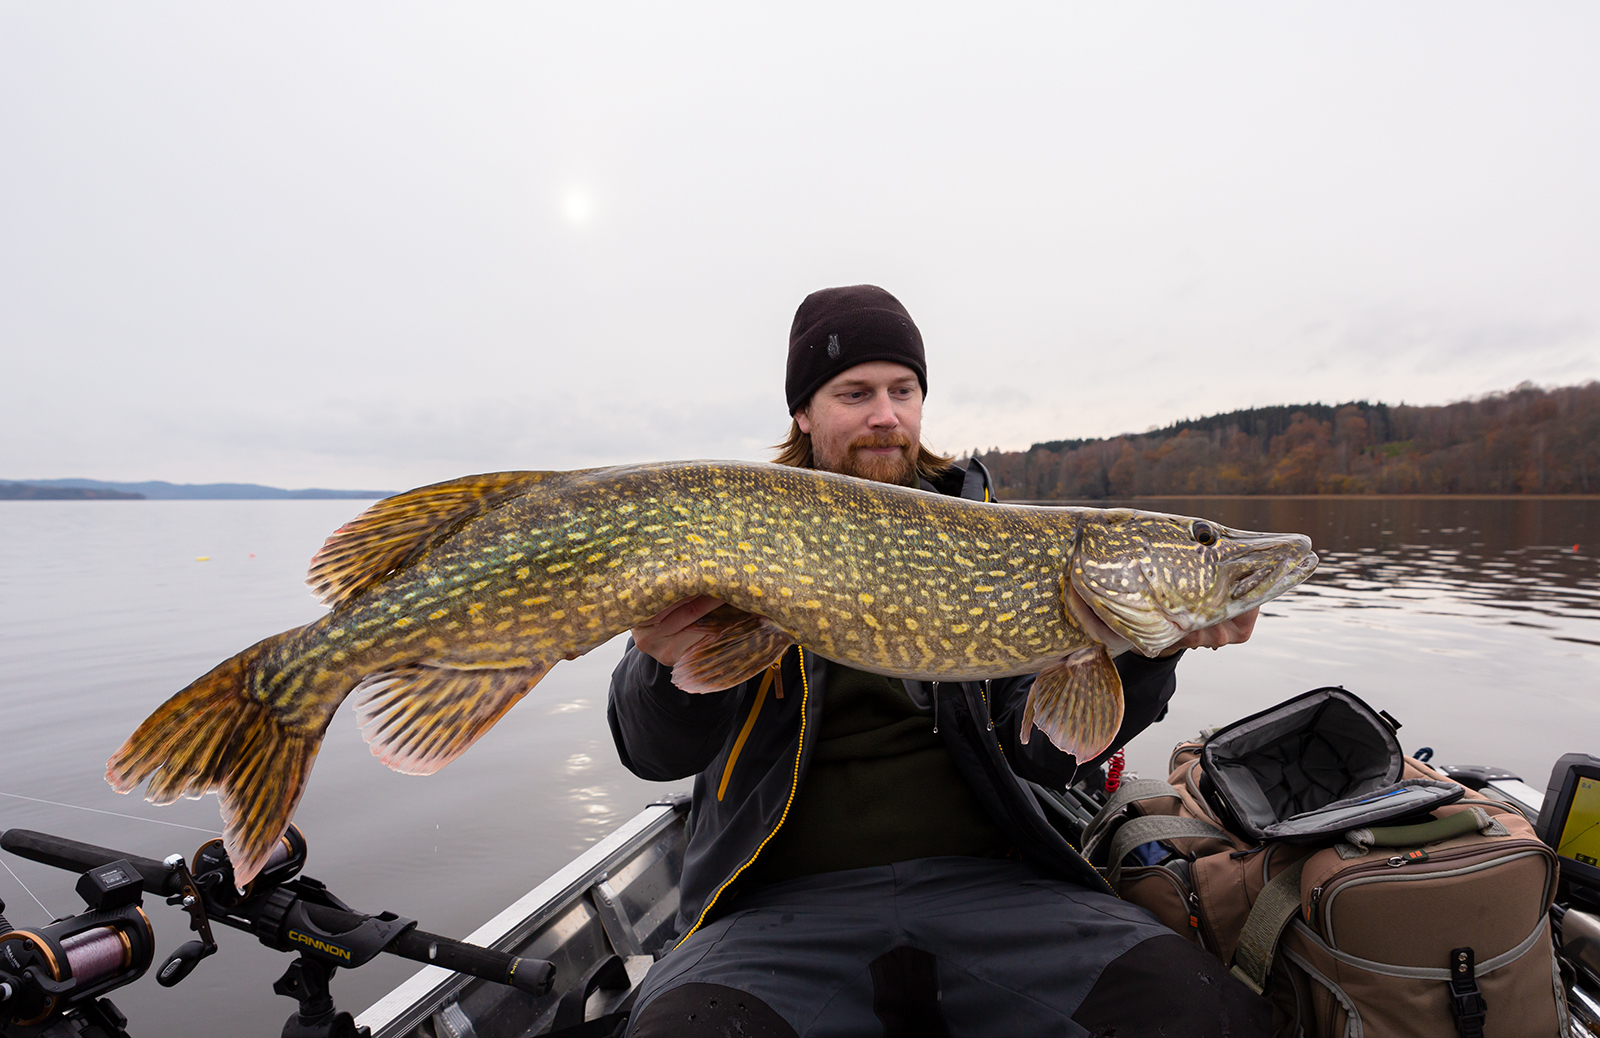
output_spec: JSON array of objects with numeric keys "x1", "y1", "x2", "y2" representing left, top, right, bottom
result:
[
  {"x1": 0, "y1": 482, "x2": 144, "y2": 500},
  {"x1": 977, "y1": 381, "x2": 1600, "y2": 499},
  {"x1": 3, "y1": 479, "x2": 391, "y2": 500}
]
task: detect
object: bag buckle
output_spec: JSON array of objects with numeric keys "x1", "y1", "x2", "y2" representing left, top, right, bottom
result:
[{"x1": 1447, "y1": 946, "x2": 1487, "y2": 1038}]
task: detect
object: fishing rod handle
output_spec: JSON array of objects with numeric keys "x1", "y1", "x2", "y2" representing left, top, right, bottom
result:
[
  {"x1": 284, "y1": 901, "x2": 555, "y2": 995},
  {"x1": 388, "y1": 926, "x2": 555, "y2": 995},
  {"x1": 0, "y1": 829, "x2": 178, "y2": 896}
]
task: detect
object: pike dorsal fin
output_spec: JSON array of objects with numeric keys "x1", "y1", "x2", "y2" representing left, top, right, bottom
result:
[{"x1": 308, "y1": 471, "x2": 551, "y2": 607}]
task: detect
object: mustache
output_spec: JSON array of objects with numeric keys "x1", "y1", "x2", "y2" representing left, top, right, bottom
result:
[{"x1": 847, "y1": 432, "x2": 913, "y2": 452}]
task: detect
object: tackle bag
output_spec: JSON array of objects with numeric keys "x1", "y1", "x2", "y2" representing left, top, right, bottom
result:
[{"x1": 1083, "y1": 687, "x2": 1571, "y2": 1038}]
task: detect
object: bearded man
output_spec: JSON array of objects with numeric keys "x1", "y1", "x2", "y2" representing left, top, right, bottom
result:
[{"x1": 608, "y1": 285, "x2": 1268, "y2": 1037}]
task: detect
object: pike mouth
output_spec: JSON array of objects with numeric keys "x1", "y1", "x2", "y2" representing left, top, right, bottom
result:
[{"x1": 1226, "y1": 537, "x2": 1319, "y2": 605}]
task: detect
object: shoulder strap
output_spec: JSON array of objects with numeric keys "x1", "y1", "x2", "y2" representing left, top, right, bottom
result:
[
  {"x1": 1104, "y1": 814, "x2": 1234, "y2": 887},
  {"x1": 1228, "y1": 857, "x2": 1309, "y2": 994},
  {"x1": 1081, "y1": 779, "x2": 1183, "y2": 861}
]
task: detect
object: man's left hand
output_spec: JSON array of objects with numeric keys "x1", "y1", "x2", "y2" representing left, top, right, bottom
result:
[{"x1": 1158, "y1": 606, "x2": 1260, "y2": 656}]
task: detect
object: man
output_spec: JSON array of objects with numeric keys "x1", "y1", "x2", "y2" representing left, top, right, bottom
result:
[{"x1": 608, "y1": 285, "x2": 1268, "y2": 1037}]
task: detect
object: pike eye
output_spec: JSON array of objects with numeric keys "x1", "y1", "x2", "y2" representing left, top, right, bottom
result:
[{"x1": 1191, "y1": 521, "x2": 1217, "y2": 546}]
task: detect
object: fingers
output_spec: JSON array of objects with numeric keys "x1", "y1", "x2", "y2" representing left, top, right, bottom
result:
[
  {"x1": 637, "y1": 595, "x2": 724, "y2": 630},
  {"x1": 1173, "y1": 607, "x2": 1262, "y2": 651},
  {"x1": 632, "y1": 596, "x2": 725, "y2": 666}
]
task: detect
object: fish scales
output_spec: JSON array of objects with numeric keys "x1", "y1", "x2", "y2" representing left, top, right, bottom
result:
[
  {"x1": 307, "y1": 464, "x2": 1077, "y2": 686},
  {"x1": 106, "y1": 460, "x2": 1317, "y2": 883}
]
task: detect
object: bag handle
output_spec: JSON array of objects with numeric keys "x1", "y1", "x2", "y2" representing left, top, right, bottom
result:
[
  {"x1": 1081, "y1": 779, "x2": 1182, "y2": 862},
  {"x1": 1337, "y1": 806, "x2": 1509, "y2": 859},
  {"x1": 1104, "y1": 814, "x2": 1235, "y2": 888},
  {"x1": 1229, "y1": 857, "x2": 1308, "y2": 995}
]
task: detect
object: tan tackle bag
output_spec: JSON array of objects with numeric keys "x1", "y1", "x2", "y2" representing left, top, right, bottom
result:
[{"x1": 1083, "y1": 688, "x2": 1571, "y2": 1037}]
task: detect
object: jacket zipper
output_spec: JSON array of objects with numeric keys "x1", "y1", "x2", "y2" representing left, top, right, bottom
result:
[
  {"x1": 674, "y1": 646, "x2": 813, "y2": 948},
  {"x1": 956, "y1": 681, "x2": 1114, "y2": 894},
  {"x1": 715, "y1": 663, "x2": 779, "y2": 801}
]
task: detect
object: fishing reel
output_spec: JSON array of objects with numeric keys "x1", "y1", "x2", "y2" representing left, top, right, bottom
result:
[
  {"x1": 190, "y1": 825, "x2": 307, "y2": 909},
  {"x1": 0, "y1": 861, "x2": 154, "y2": 1038},
  {"x1": 2, "y1": 822, "x2": 554, "y2": 1038}
]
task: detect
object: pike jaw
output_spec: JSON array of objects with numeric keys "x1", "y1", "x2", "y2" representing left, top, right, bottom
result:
[{"x1": 1066, "y1": 510, "x2": 1318, "y2": 657}]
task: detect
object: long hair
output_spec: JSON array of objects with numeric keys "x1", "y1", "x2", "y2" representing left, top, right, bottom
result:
[{"x1": 771, "y1": 419, "x2": 956, "y2": 482}]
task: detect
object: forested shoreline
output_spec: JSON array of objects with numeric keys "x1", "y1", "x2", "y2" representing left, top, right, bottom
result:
[{"x1": 975, "y1": 381, "x2": 1600, "y2": 499}]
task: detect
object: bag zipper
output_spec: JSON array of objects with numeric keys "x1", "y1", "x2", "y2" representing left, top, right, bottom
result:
[{"x1": 1315, "y1": 843, "x2": 1554, "y2": 941}]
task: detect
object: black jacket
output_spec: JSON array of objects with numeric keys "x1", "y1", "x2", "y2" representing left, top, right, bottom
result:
[{"x1": 607, "y1": 459, "x2": 1182, "y2": 942}]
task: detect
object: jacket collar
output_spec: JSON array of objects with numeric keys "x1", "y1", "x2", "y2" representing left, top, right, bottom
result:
[{"x1": 920, "y1": 457, "x2": 995, "y2": 503}]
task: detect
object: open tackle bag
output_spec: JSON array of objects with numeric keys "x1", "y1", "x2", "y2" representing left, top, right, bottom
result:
[{"x1": 1082, "y1": 687, "x2": 1571, "y2": 1038}]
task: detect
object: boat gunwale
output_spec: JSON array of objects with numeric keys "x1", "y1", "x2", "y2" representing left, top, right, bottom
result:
[{"x1": 356, "y1": 798, "x2": 686, "y2": 1036}]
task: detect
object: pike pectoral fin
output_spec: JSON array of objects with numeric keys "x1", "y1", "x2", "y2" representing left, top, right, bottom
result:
[
  {"x1": 308, "y1": 471, "x2": 552, "y2": 608},
  {"x1": 352, "y1": 660, "x2": 549, "y2": 775},
  {"x1": 671, "y1": 605, "x2": 796, "y2": 693},
  {"x1": 1019, "y1": 644, "x2": 1125, "y2": 763}
]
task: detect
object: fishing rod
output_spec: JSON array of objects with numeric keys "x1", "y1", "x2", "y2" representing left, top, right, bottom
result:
[{"x1": 0, "y1": 825, "x2": 555, "y2": 1038}]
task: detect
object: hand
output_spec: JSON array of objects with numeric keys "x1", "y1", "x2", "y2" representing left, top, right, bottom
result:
[
  {"x1": 1159, "y1": 606, "x2": 1260, "y2": 656},
  {"x1": 630, "y1": 595, "x2": 725, "y2": 666}
]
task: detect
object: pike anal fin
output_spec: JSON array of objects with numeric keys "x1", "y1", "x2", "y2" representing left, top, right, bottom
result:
[
  {"x1": 105, "y1": 627, "x2": 321, "y2": 888},
  {"x1": 1019, "y1": 644, "x2": 1125, "y2": 764},
  {"x1": 671, "y1": 606, "x2": 795, "y2": 694},
  {"x1": 352, "y1": 661, "x2": 549, "y2": 776}
]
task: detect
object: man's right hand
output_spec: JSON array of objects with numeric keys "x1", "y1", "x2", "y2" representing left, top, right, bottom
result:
[{"x1": 630, "y1": 595, "x2": 725, "y2": 666}]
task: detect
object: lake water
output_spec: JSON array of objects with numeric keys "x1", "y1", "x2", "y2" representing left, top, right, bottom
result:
[{"x1": 1, "y1": 496, "x2": 1596, "y2": 1035}]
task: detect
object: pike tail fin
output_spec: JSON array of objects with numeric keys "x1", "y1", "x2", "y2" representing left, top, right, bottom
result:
[
  {"x1": 1019, "y1": 644, "x2": 1125, "y2": 764},
  {"x1": 106, "y1": 627, "x2": 324, "y2": 886}
]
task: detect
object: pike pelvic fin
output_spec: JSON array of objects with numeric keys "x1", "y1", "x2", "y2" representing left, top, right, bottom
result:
[
  {"x1": 351, "y1": 660, "x2": 549, "y2": 775},
  {"x1": 105, "y1": 627, "x2": 322, "y2": 887},
  {"x1": 1019, "y1": 644, "x2": 1125, "y2": 764},
  {"x1": 672, "y1": 605, "x2": 796, "y2": 693},
  {"x1": 308, "y1": 471, "x2": 553, "y2": 607}
]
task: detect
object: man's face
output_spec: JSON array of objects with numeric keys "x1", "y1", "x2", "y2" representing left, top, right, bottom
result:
[{"x1": 795, "y1": 361, "x2": 924, "y2": 485}]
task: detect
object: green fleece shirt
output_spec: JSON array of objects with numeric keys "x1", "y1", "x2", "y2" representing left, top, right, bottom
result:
[{"x1": 743, "y1": 663, "x2": 1012, "y2": 886}]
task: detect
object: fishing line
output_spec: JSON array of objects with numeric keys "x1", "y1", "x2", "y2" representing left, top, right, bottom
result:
[
  {"x1": 0, "y1": 791, "x2": 221, "y2": 835},
  {"x1": 1, "y1": 857, "x2": 52, "y2": 918}
]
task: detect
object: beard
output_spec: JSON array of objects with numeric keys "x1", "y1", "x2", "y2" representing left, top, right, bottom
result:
[{"x1": 824, "y1": 432, "x2": 918, "y2": 486}]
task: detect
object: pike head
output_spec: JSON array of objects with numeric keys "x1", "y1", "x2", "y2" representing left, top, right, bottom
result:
[{"x1": 1065, "y1": 509, "x2": 1317, "y2": 657}]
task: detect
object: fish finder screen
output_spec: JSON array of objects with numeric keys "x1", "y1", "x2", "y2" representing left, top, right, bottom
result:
[{"x1": 1558, "y1": 775, "x2": 1600, "y2": 868}]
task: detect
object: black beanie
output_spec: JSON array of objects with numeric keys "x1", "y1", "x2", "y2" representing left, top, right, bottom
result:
[{"x1": 785, "y1": 285, "x2": 927, "y2": 414}]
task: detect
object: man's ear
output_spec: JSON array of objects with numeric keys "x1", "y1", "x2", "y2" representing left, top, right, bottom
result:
[{"x1": 795, "y1": 407, "x2": 812, "y2": 435}]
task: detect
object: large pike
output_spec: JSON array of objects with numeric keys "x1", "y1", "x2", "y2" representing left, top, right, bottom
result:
[{"x1": 107, "y1": 461, "x2": 1316, "y2": 882}]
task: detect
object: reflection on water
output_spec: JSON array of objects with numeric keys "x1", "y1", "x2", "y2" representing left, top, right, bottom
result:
[{"x1": 1303, "y1": 546, "x2": 1600, "y2": 649}]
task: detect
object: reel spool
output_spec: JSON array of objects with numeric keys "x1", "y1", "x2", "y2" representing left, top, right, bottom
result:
[
  {"x1": 192, "y1": 824, "x2": 306, "y2": 905},
  {"x1": 0, "y1": 862, "x2": 154, "y2": 1027}
]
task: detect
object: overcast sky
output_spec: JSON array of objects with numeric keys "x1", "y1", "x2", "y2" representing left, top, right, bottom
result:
[{"x1": 3, "y1": 3, "x2": 1597, "y2": 489}]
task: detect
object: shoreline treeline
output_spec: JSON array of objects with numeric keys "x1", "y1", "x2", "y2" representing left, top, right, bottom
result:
[
  {"x1": 0, "y1": 483, "x2": 144, "y2": 500},
  {"x1": 975, "y1": 381, "x2": 1600, "y2": 499}
]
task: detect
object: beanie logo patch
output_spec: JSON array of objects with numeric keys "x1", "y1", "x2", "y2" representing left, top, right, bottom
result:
[{"x1": 826, "y1": 333, "x2": 841, "y2": 359}]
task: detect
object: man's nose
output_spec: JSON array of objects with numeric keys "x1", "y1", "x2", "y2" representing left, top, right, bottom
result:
[{"x1": 865, "y1": 391, "x2": 899, "y2": 427}]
